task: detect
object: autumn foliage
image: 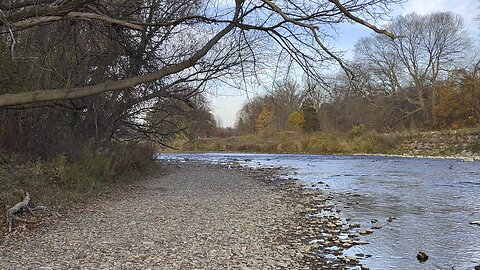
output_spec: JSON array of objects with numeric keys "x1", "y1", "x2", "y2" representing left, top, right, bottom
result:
[
  {"x1": 433, "y1": 69, "x2": 480, "y2": 129},
  {"x1": 286, "y1": 111, "x2": 305, "y2": 131},
  {"x1": 256, "y1": 105, "x2": 275, "y2": 133}
]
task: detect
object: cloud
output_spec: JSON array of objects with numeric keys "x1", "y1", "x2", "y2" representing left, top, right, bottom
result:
[
  {"x1": 403, "y1": 0, "x2": 449, "y2": 14},
  {"x1": 401, "y1": 0, "x2": 479, "y2": 36}
]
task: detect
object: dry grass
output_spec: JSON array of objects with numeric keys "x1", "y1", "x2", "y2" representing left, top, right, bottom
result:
[
  {"x1": 180, "y1": 127, "x2": 480, "y2": 158},
  {"x1": 181, "y1": 130, "x2": 403, "y2": 155},
  {"x1": 0, "y1": 144, "x2": 158, "y2": 210}
]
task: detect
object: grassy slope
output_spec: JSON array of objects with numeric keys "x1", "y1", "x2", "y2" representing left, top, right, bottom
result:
[{"x1": 179, "y1": 128, "x2": 480, "y2": 158}]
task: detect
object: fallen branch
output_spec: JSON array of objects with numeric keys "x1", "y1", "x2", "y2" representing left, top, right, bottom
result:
[{"x1": 6, "y1": 190, "x2": 31, "y2": 232}]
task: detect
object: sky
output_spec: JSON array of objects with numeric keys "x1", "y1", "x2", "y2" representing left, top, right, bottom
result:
[{"x1": 210, "y1": 0, "x2": 480, "y2": 127}]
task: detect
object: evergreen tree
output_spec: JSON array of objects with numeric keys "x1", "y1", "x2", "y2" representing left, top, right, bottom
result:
[{"x1": 301, "y1": 98, "x2": 320, "y2": 131}]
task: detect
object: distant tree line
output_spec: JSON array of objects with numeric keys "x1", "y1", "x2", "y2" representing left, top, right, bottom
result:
[
  {"x1": 235, "y1": 12, "x2": 480, "y2": 134},
  {"x1": 235, "y1": 80, "x2": 321, "y2": 134}
]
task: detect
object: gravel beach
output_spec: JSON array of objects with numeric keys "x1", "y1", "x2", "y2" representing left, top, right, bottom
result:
[{"x1": 0, "y1": 161, "x2": 348, "y2": 269}]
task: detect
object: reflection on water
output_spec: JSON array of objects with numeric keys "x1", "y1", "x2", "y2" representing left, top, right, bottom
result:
[{"x1": 158, "y1": 153, "x2": 480, "y2": 270}]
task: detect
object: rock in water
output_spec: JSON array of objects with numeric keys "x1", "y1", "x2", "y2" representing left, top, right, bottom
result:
[
  {"x1": 417, "y1": 251, "x2": 428, "y2": 262},
  {"x1": 474, "y1": 265, "x2": 480, "y2": 270},
  {"x1": 387, "y1": 216, "x2": 396, "y2": 222}
]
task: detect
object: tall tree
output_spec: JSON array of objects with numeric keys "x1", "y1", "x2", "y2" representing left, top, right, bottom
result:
[
  {"x1": 267, "y1": 80, "x2": 303, "y2": 130},
  {"x1": 354, "y1": 12, "x2": 471, "y2": 126},
  {"x1": 302, "y1": 98, "x2": 320, "y2": 132}
]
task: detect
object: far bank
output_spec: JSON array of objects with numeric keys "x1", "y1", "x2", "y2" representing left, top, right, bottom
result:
[{"x1": 174, "y1": 128, "x2": 480, "y2": 161}]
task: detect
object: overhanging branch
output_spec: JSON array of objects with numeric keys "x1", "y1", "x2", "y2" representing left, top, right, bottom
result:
[
  {"x1": 11, "y1": 12, "x2": 145, "y2": 31},
  {"x1": 0, "y1": 4, "x2": 241, "y2": 107}
]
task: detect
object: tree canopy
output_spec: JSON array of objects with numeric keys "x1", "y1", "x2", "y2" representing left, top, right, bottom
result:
[{"x1": 0, "y1": 0, "x2": 402, "y2": 107}]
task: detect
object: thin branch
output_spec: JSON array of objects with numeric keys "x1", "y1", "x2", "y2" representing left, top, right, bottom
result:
[
  {"x1": 11, "y1": 12, "x2": 145, "y2": 31},
  {"x1": 328, "y1": 0, "x2": 401, "y2": 39}
]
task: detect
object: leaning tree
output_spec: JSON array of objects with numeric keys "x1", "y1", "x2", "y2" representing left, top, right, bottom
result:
[{"x1": 0, "y1": 0, "x2": 403, "y2": 150}]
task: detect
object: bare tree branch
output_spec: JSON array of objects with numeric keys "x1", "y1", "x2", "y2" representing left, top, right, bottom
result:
[
  {"x1": 328, "y1": 0, "x2": 401, "y2": 39},
  {"x1": 11, "y1": 12, "x2": 145, "y2": 31},
  {"x1": 0, "y1": 3, "x2": 241, "y2": 107},
  {"x1": 0, "y1": 0, "x2": 402, "y2": 109}
]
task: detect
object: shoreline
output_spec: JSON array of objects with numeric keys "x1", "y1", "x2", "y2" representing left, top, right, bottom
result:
[
  {"x1": 177, "y1": 128, "x2": 480, "y2": 161},
  {"x1": 160, "y1": 150, "x2": 480, "y2": 162},
  {"x1": 1, "y1": 160, "x2": 369, "y2": 269},
  {"x1": 163, "y1": 156, "x2": 480, "y2": 269},
  {"x1": 193, "y1": 159, "x2": 377, "y2": 269},
  {"x1": 351, "y1": 152, "x2": 480, "y2": 161}
]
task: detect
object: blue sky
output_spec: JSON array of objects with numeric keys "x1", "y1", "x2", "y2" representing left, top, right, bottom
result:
[{"x1": 210, "y1": 0, "x2": 480, "y2": 127}]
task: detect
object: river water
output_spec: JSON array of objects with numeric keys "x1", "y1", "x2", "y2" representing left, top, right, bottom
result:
[{"x1": 157, "y1": 152, "x2": 480, "y2": 270}]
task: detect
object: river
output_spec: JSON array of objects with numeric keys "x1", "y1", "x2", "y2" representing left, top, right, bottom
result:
[{"x1": 157, "y1": 152, "x2": 480, "y2": 270}]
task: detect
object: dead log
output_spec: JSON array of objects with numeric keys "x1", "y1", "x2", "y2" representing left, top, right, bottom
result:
[{"x1": 6, "y1": 190, "x2": 31, "y2": 232}]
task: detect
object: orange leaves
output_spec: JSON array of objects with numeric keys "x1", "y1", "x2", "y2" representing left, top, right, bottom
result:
[
  {"x1": 432, "y1": 70, "x2": 480, "y2": 129},
  {"x1": 255, "y1": 105, "x2": 274, "y2": 133}
]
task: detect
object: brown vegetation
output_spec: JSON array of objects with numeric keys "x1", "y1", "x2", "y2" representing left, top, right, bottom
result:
[
  {"x1": 183, "y1": 130, "x2": 402, "y2": 155},
  {"x1": 181, "y1": 127, "x2": 480, "y2": 158},
  {"x1": 232, "y1": 12, "x2": 479, "y2": 142},
  {"x1": 0, "y1": 144, "x2": 157, "y2": 211}
]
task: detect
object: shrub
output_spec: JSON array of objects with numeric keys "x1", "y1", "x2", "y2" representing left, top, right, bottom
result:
[
  {"x1": 0, "y1": 143, "x2": 156, "y2": 207},
  {"x1": 348, "y1": 124, "x2": 367, "y2": 138},
  {"x1": 286, "y1": 111, "x2": 305, "y2": 131}
]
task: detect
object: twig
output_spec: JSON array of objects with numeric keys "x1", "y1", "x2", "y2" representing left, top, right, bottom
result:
[{"x1": 328, "y1": 0, "x2": 401, "y2": 39}]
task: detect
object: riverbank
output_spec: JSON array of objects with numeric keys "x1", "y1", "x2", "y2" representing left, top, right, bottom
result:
[
  {"x1": 0, "y1": 144, "x2": 156, "y2": 213},
  {"x1": 0, "y1": 161, "x2": 375, "y2": 269},
  {"x1": 178, "y1": 128, "x2": 480, "y2": 161},
  {"x1": 159, "y1": 153, "x2": 480, "y2": 269}
]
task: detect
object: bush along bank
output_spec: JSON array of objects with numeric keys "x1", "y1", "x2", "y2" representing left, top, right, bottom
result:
[{"x1": 0, "y1": 143, "x2": 158, "y2": 215}]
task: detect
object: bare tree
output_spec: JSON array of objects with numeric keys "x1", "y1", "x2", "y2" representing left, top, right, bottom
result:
[
  {"x1": 235, "y1": 96, "x2": 266, "y2": 134},
  {"x1": 354, "y1": 35, "x2": 403, "y2": 95},
  {"x1": 0, "y1": 0, "x2": 403, "y2": 107},
  {"x1": 353, "y1": 12, "x2": 471, "y2": 126},
  {"x1": 266, "y1": 80, "x2": 303, "y2": 129}
]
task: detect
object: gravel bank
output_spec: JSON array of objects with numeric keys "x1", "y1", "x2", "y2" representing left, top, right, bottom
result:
[{"x1": 0, "y1": 162, "x2": 344, "y2": 269}]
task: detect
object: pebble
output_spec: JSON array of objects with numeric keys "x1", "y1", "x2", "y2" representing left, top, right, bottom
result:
[
  {"x1": 359, "y1": 229, "x2": 373, "y2": 235},
  {"x1": 276, "y1": 261, "x2": 290, "y2": 268},
  {"x1": 0, "y1": 162, "x2": 360, "y2": 269},
  {"x1": 417, "y1": 251, "x2": 429, "y2": 262},
  {"x1": 470, "y1": 221, "x2": 480, "y2": 226},
  {"x1": 345, "y1": 256, "x2": 359, "y2": 264}
]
